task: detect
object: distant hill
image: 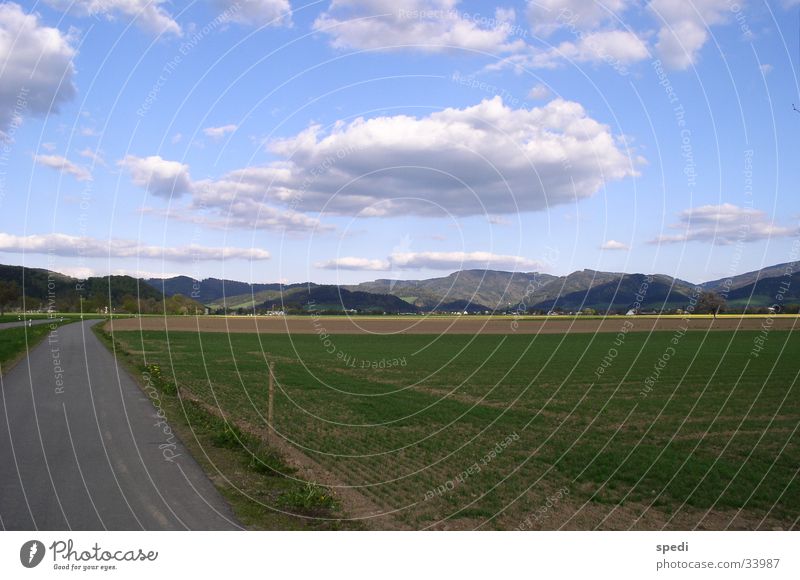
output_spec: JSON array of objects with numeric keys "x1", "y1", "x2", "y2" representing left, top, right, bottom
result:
[
  {"x1": 259, "y1": 285, "x2": 418, "y2": 314},
  {"x1": 143, "y1": 276, "x2": 295, "y2": 304},
  {"x1": 520, "y1": 269, "x2": 627, "y2": 308},
  {"x1": 0, "y1": 264, "x2": 163, "y2": 312},
  {"x1": 725, "y1": 270, "x2": 800, "y2": 307},
  {"x1": 349, "y1": 269, "x2": 558, "y2": 310},
  {"x1": 4, "y1": 260, "x2": 799, "y2": 315},
  {"x1": 531, "y1": 274, "x2": 696, "y2": 313},
  {"x1": 703, "y1": 262, "x2": 798, "y2": 293}
]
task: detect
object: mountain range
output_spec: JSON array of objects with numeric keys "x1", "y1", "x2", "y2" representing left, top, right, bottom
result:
[
  {"x1": 0, "y1": 261, "x2": 797, "y2": 315},
  {"x1": 142, "y1": 261, "x2": 799, "y2": 314}
]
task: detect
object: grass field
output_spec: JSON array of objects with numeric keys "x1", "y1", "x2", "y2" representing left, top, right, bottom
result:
[
  {"x1": 109, "y1": 326, "x2": 800, "y2": 530},
  {"x1": 0, "y1": 320, "x2": 70, "y2": 374}
]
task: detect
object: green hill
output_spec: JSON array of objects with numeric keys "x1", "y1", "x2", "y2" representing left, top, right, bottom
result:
[
  {"x1": 0, "y1": 265, "x2": 197, "y2": 314},
  {"x1": 531, "y1": 273, "x2": 695, "y2": 313},
  {"x1": 259, "y1": 285, "x2": 418, "y2": 314},
  {"x1": 349, "y1": 269, "x2": 558, "y2": 310}
]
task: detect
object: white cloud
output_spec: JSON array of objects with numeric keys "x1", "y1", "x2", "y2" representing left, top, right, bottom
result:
[
  {"x1": 489, "y1": 29, "x2": 648, "y2": 71},
  {"x1": 201, "y1": 96, "x2": 639, "y2": 218},
  {"x1": 57, "y1": 266, "x2": 97, "y2": 279},
  {"x1": 41, "y1": 142, "x2": 57, "y2": 151},
  {"x1": 203, "y1": 124, "x2": 238, "y2": 139},
  {"x1": 119, "y1": 155, "x2": 192, "y2": 198},
  {"x1": 171, "y1": 132, "x2": 183, "y2": 144},
  {"x1": 317, "y1": 251, "x2": 543, "y2": 271},
  {"x1": 650, "y1": 0, "x2": 731, "y2": 70},
  {"x1": 526, "y1": 0, "x2": 632, "y2": 37},
  {"x1": 313, "y1": 0, "x2": 526, "y2": 54},
  {"x1": 0, "y1": 3, "x2": 77, "y2": 134},
  {"x1": 523, "y1": 0, "x2": 762, "y2": 71},
  {"x1": 59, "y1": 265, "x2": 185, "y2": 279},
  {"x1": 110, "y1": 268, "x2": 181, "y2": 279},
  {"x1": 536, "y1": 29, "x2": 648, "y2": 67},
  {"x1": 650, "y1": 203, "x2": 798, "y2": 245},
  {"x1": 600, "y1": 239, "x2": 628, "y2": 250},
  {"x1": 79, "y1": 147, "x2": 106, "y2": 166},
  {"x1": 213, "y1": 0, "x2": 292, "y2": 27},
  {"x1": 34, "y1": 154, "x2": 92, "y2": 181},
  {"x1": 760, "y1": 63, "x2": 773, "y2": 76},
  {"x1": 391, "y1": 251, "x2": 542, "y2": 270},
  {"x1": 139, "y1": 199, "x2": 326, "y2": 234},
  {"x1": 316, "y1": 256, "x2": 391, "y2": 270},
  {"x1": 45, "y1": 0, "x2": 181, "y2": 37},
  {"x1": 0, "y1": 232, "x2": 270, "y2": 260},
  {"x1": 528, "y1": 83, "x2": 551, "y2": 99}
]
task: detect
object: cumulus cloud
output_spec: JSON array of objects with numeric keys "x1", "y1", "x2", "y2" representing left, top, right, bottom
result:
[
  {"x1": 316, "y1": 251, "x2": 543, "y2": 271},
  {"x1": 313, "y1": 0, "x2": 526, "y2": 54},
  {"x1": 526, "y1": 0, "x2": 633, "y2": 37},
  {"x1": 213, "y1": 0, "x2": 292, "y2": 27},
  {"x1": 487, "y1": 28, "x2": 648, "y2": 72},
  {"x1": 203, "y1": 124, "x2": 238, "y2": 139},
  {"x1": 649, "y1": 0, "x2": 732, "y2": 70},
  {"x1": 600, "y1": 239, "x2": 628, "y2": 250},
  {"x1": 650, "y1": 203, "x2": 798, "y2": 245},
  {"x1": 0, "y1": 3, "x2": 77, "y2": 134},
  {"x1": 45, "y1": 0, "x2": 181, "y2": 37},
  {"x1": 0, "y1": 232, "x2": 270, "y2": 260},
  {"x1": 119, "y1": 155, "x2": 192, "y2": 198},
  {"x1": 534, "y1": 29, "x2": 648, "y2": 68},
  {"x1": 521, "y1": 0, "x2": 762, "y2": 71},
  {"x1": 34, "y1": 154, "x2": 92, "y2": 181},
  {"x1": 198, "y1": 96, "x2": 639, "y2": 218}
]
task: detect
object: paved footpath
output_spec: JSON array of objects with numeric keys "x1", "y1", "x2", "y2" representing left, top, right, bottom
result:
[
  {"x1": 0, "y1": 320, "x2": 241, "y2": 530},
  {"x1": 0, "y1": 318, "x2": 57, "y2": 331}
]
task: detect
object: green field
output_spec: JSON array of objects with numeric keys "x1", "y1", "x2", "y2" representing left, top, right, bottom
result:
[
  {"x1": 0, "y1": 320, "x2": 71, "y2": 373},
  {"x1": 111, "y1": 328, "x2": 799, "y2": 530}
]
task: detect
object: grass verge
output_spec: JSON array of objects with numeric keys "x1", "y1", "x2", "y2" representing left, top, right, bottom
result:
[{"x1": 0, "y1": 319, "x2": 72, "y2": 376}]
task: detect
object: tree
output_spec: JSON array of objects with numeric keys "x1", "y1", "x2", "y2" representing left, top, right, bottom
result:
[
  {"x1": 695, "y1": 291, "x2": 726, "y2": 316},
  {"x1": 122, "y1": 295, "x2": 139, "y2": 314},
  {"x1": 0, "y1": 281, "x2": 20, "y2": 315},
  {"x1": 22, "y1": 295, "x2": 42, "y2": 312}
]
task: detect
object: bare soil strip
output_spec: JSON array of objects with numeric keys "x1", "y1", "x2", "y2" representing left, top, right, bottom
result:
[{"x1": 108, "y1": 315, "x2": 799, "y2": 335}]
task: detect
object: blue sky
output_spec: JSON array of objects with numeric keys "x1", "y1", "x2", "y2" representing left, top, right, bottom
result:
[{"x1": 1, "y1": 0, "x2": 799, "y2": 285}]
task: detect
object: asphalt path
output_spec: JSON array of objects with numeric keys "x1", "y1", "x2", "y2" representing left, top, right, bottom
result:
[
  {"x1": 0, "y1": 318, "x2": 59, "y2": 331},
  {"x1": 0, "y1": 320, "x2": 240, "y2": 530}
]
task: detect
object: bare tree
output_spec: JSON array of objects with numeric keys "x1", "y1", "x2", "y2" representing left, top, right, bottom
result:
[{"x1": 696, "y1": 291, "x2": 726, "y2": 317}]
